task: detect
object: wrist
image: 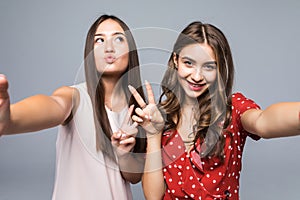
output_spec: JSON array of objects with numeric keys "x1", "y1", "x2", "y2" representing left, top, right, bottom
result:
[
  {"x1": 116, "y1": 148, "x2": 133, "y2": 159},
  {"x1": 146, "y1": 131, "x2": 162, "y2": 140}
]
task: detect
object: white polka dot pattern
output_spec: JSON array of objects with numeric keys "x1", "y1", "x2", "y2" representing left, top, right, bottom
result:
[{"x1": 161, "y1": 93, "x2": 260, "y2": 200}]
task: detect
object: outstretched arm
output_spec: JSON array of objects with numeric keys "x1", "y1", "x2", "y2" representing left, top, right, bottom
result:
[
  {"x1": 129, "y1": 81, "x2": 165, "y2": 199},
  {"x1": 0, "y1": 74, "x2": 76, "y2": 135},
  {"x1": 241, "y1": 102, "x2": 300, "y2": 138}
]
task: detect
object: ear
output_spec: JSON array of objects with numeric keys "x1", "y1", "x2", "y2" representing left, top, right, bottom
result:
[{"x1": 173, "y1": 53, "x2": 178, "y2": 68}]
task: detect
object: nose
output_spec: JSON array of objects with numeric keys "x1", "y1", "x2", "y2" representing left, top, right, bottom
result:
[
  {"x1": 105, "y1": 38, "x2": 114, "y2": 53},
  {"x1": 191, "y1": 67, "x2": 204, "y2": 82}
]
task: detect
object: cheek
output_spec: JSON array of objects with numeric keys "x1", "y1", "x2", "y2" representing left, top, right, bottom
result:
[
  {"x1": 203, "y1": 71, "x2": 217, "y2": 83},
  {"x1": 93, "y1": 46, "x2": 104, "y2": 60},
  {"x1": 115, "y1": 45, "x2": 129, "y2": 58},
  {"x1": 118, "y1": 52, "x2": 129, "y2": 68},
  {"x1": 119, "y1": 50, "x2": 129, "y2": 60},
  {"x1": 93, "y1": 45, "x2": 104, "y2": 56},
  {"x1": 115, "y1": 46, "x2": 129, "y2": 68},
  {"x1": 177, "y1": 66, "x2": 191, "y2": 78},
  {"x1": 94, "y1": 50, "x2": 105, "y2": 72}
]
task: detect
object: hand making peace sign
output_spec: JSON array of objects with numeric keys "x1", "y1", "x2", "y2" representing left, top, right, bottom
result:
[
  {"x1": 111, "y1": 105, "x2": 139, "y2": 157},
  {"x1": 128, "y1": 81, "x2": 164, "y2": 135}
]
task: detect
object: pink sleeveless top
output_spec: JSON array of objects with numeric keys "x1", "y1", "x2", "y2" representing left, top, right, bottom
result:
[{"x1": 52, "y1": 83, "x2": 132, "y2": 200}]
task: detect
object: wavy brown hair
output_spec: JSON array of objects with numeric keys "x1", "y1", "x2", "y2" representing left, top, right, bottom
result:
[
  {"x1": 159, "y1": 21, "x2": 234, "y2": 158},
  {"x1": 84, "y1": 15, "x2": 146, "y2": 161}
]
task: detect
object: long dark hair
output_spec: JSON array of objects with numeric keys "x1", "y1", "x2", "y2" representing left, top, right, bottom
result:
[
  {"x1": 159, "y1": 21, "x2": 234, "y2": 158},
  {"x1": 84, "y1": 15, "x2": 146, "y2": 161}
]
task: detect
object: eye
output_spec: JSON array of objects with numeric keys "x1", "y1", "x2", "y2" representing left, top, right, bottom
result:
[
  {"x1": 95, "y1": 37, "x2": 104, "y2": 44},
  {"x1": 114, "y1": 36, "x2": 125, "y2": 43},
  {"x1": 184, "y1": 61, "x2": 192, "y2": 65},
  {"x1": 202, "y1": 64, "x2": 217, "y2": 71},
  {"x1": 182, "y1": 59, "x2": 193, "y2": 67}
]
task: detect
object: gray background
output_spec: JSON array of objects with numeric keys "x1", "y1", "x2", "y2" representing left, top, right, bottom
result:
[{"x1": 0, "y1": 0, "x2": 300, "y2": 199}]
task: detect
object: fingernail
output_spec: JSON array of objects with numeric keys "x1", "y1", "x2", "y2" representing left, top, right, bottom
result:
[
  {"x1": 128, "y1": 85, "x2": 134, "y2": 92},
  {"x1": 145, "y1": 115, "x2": 152, "y2": 120}
]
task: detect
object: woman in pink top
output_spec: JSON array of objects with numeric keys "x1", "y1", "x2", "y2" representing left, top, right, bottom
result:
[
  {"x1": 129, "y1": 21, "x2": 300, "y2": 199},
  {"x1": 0, "y1": 15, "x2": 146, "y2": 199}
]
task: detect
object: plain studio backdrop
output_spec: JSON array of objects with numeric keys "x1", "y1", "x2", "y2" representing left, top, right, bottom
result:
[{"x1": 0, "y1": 0, "x2": 299, "y2": 199}]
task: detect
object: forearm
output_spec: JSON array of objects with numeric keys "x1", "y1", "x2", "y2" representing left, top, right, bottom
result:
[
  {"x1": 142, "y1": 133, "x2": 165, "y2": 200},
  {"x1": 6, "y1": 93, "x2": 72, "y2": 134},
  {"x1": 251, "y1": 102, "x2": 300, "y2": 138},
  {"x1": 118, "y1": 152, "x2": 144, "y2": 184}
]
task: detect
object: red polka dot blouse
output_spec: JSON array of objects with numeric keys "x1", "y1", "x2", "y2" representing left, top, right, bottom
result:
[{"x1": 161, "y1": 93, "x2": 260, "y2": 200}]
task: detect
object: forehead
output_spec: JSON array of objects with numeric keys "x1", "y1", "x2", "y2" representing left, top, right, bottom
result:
[
  {"x1": 180, "y1": 43, "x2": 216, "y2": 61},
  {"x1": 95, "y1": 19, "x2": 125, "y2": 35}
]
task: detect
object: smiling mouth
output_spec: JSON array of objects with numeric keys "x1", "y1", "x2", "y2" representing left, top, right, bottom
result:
[{"x1": 187, "y1": 81, "x2": 206, "y2": 91}]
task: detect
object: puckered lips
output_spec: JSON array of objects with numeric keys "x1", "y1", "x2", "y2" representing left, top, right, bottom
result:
[{"x1": 104, "y1": 54, "x2": 116, "y2": 64}]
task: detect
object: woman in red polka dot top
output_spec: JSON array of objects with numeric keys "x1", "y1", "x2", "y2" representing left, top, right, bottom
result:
[{"x1": 128, "y1": 21, "x2": 300, "y2": 200}]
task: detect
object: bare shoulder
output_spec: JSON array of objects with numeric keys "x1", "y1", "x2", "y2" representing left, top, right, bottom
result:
[
  {"x1": 52, "y1": 86, "x2": 76, "y2": 95},
  {"x1": 51, "y1": 86, "x2": 80, "y2": 124},
  {"x1": 52, "y1": 86, "x2": 78, "y2": 102}
]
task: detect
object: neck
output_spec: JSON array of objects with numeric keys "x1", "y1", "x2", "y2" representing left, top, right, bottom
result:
[
  {"x1": 183, "y1": 95, "x2": 199, "y2": 106},
  {"x1": 178, "y1": 106, "x2": 197, "y2": 135},
  {"x1": 102, "y1": 76, "x2": 127, "y2": 112},
  {"x1": 178, "y1": 100, "x2": 201, "y2": 151},
  {"x1": 182, "y1": 99, "x2": 199, "y2": 115}
]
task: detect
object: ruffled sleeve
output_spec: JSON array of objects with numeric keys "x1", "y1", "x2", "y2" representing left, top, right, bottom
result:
[{"x1": 232, "y1": 92, "x2": 261, "y2": 140}]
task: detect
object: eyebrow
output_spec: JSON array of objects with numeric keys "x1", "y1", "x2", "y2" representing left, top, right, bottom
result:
[
  {"x1": 94, "y1": 32, "x2": 125, "y2": 37},
  {"x1": 204, "y1": 61, "x2": 217, "y2": 65},
  {"x1": 181, "y1": 56, "x2": 217, "y2": 65}
]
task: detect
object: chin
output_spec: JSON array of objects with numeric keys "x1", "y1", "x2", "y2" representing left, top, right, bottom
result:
[{"x1": 189, "y1": 89, "x2": 211, "y2": 100}]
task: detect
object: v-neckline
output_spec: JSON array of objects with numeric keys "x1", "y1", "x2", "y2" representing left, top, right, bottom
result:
[{"x1": 176, "y1": 129, "x2": 195, "y2": 153}]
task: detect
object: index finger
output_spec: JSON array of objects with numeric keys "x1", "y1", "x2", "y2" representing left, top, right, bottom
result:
[
  {"x1": 145, "y1": 80, "x2": 155, "y2": 104},
  {"x1": 128, "y1": 85, "x2": 146, "y2": 108}
]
